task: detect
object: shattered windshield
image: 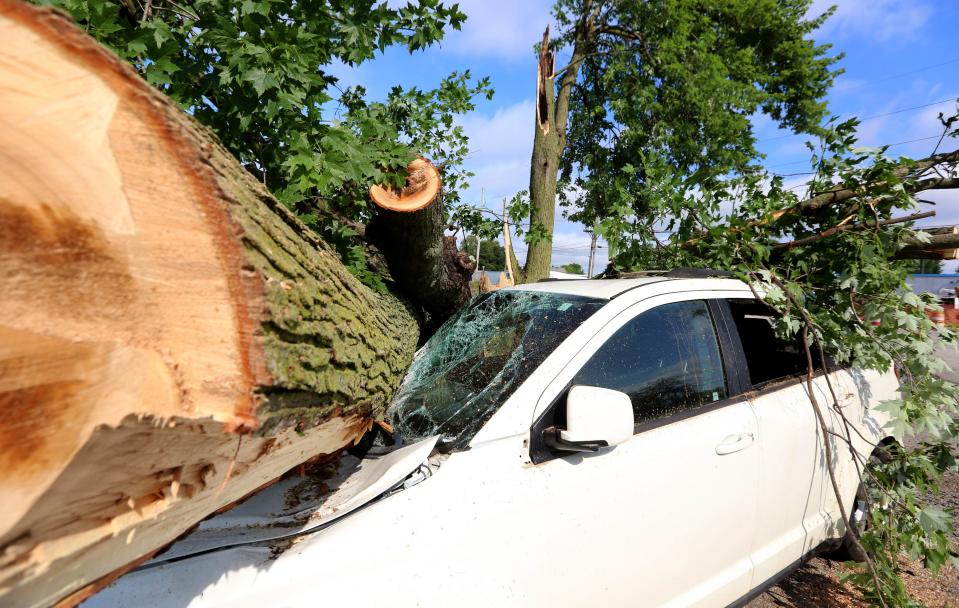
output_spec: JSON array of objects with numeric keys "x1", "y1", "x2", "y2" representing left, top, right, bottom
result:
[{"x1": 387, "y1": 290, "x2": 605, "y2": 450}]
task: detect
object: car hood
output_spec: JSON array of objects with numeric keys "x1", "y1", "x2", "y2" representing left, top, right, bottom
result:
[{"x1": 142, "y1": 435, "x2": 440, "y2": 565}]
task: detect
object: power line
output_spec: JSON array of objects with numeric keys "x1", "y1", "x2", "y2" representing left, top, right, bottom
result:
[
  {"x1": 759, "y1": 97, "x2": 958, "y2": 143},
  {"x1": 865, "y1": 57, "x2": 959, "y2": 86},
  {"x1": 766, "y1": 133, "x2": 948, "y2": 170}
]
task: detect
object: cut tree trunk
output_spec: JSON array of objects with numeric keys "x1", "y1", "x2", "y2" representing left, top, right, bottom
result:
[
  {"x1": 0, "y1": 2, "x2": 419, "y2": 606},
  {"x1": 367, "y1": 159, "x2": 476, "y2": 330},
  {"x1": 368, "y1": 194, "x2": 475, "y2": 330}
]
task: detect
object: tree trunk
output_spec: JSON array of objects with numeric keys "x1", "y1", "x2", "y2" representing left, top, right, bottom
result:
[
  {"x1": 521, "y1": 24, "x2": 587, "y2": 283},
  {"x1": 525, "y1": 115, "x2": 561, "y2": 281},
  {"x1": 368, "y1": 193, "x2": 475, "y2": 331},
  {"x1": 0, "y1": 3, "x2": 418, "y2": 605}
]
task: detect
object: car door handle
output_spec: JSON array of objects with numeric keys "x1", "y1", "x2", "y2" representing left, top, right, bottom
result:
[{"x1": 715, "y1": 432, "x2": 754, "y2": 455}]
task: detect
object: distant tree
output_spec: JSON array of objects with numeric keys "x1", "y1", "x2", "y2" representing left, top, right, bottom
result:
[
  {"x1": 461, "y1": 235, "x2": 507, "y2": 269},
  {"x1": 561, "y1": 262, "x2": 584, "y2": 275},
  {"x1": 905, "y1": 259, "x2": 944, "y2": 274}
]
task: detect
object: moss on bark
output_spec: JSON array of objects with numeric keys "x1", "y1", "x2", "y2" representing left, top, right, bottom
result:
[{"x1": 185, "y1": 116, "x2": 421, "y2": 434}]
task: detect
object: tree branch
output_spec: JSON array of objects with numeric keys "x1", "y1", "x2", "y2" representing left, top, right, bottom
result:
[
  {"x1": 773, "y1": 279, "x2": 889, "y2": 608},
  {"x1": 596, "y1": 24, "x2": 641, "y2": 40},
  {"x1": 793, "y1": 156, "x2": 957, "y2": 217},
  {"x1": 895, "y1": 230, "x2": 959, "y2": 259},
  {"x1": 771, "y1": 210, "x2": 936, "y2": 252},
  {"x1": 683, "y1": 149, "x2": 959, "y2": 249}
]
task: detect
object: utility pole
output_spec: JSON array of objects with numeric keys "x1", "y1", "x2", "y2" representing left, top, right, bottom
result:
[{"x1": 586, "y1": 228, "x2": 597, "y2": 278}]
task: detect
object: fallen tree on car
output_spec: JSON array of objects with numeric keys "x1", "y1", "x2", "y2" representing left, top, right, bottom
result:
[{"x1": 0, "y1": 2, "x2": 474, "y2": 605}]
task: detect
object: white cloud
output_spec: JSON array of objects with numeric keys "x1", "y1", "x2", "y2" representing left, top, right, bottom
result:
[
  {"x1": 459, "y1": 99, "x2": 535, "y2": 200},
  {"x1": 456, "y1": 99, "x2": 608, "y2": 272},
  {"x1": 441, "y1": 0, "x2": 555, "y2": 59},
  {"x1": 809, "y1": 0, "x2": 933, "y2": 43},
  {"x1": 460, "y1": 100, "x2": 534, "y2": 163},
  {"x1": 507, "y1": 222, "x2": 608, "y2": 275},
  {"x1": 830, "y1": 77, "x2": 869, "y2": 95}
]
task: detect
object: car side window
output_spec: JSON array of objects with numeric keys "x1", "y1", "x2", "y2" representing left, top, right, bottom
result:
[
  {"x1": 725, "y1": 298, "x2": 812, "y2": 387},
  {"x1": 573, "y1": 300, "x2": 728, "y2": 426}
]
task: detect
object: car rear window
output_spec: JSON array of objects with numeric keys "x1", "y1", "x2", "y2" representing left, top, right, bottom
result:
[{"x1": 725, "y1": 298, "x2": 810, "y2": 387}]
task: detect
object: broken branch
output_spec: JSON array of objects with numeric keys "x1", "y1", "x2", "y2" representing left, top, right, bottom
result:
[{"x1": 772, "y1": 210, "x2": 936, "y2": 252}]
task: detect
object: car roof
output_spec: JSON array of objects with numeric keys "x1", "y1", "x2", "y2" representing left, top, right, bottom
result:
[{"x1": 503, "y1": 276, "x2": 750, "y2": 300}]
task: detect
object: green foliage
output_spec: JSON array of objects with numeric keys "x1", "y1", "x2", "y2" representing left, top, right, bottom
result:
[
  {"x1": 561, "y1": 262, "x2": 584, "y2": 275},
  {"x1": 39, "y1": 0, "x2": 492, "y2": 286},
  {"x1": 600, "y1": 108, "x2": 959, "y2": 604},
  {"x1": 461, "y1": 235, "x2": 506, "y2": 270},
  {"x1": 844, "y1": 441, "x2": 959, "y2": 606},
  {"x1": 551, "y1": 0, "x2": 839, "y2": 230},
  {"x1": 40, "y1": 0, "x2": 465, "y2": 196},
  {"x1": 502, "y1": 190, "x2": 550, "y2": 245}
]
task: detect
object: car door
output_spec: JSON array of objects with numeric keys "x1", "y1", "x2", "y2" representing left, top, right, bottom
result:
[
  {"x1": 524, "y1": 296, "x2": 759, "y2": 607},
  {"x1": 717, "y1": 298, "x2": 831, "y2": 586}
]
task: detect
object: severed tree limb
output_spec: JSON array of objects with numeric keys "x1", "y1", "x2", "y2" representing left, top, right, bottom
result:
[
  {"x1": 895, "y1": 231, "x2": 959, "y2": 259},
  {"x1": 771, "y1": 210, "x2": 936, "y2": 253},
  {"x1": 793, "y1": 153, "x2": 958, "y2": 216},
  {"x1": 367, "y1": 194, "x2": 476, "y2": 331},
  {"x1": 367, "y1": 158, "x2": 477, "y2": 330},
  {"x1": 683, "y1": 150, "x2": 959, "y2": 249}
]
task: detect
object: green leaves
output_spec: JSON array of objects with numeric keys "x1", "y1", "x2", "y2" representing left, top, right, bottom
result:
[
  {"x1": 918, "y1": 506, "x2": 952, "y2": 536},
  {"x1": 243, "y1": 67, "x2": 277, "y2": 96},
  {"x1": 557, "y1": 0, "x2": 838, "y2": 247}
]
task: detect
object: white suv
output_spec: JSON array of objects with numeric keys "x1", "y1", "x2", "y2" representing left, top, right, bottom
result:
[{"x1": 91, "y1": 276, "x2": 899, "y2": 608}]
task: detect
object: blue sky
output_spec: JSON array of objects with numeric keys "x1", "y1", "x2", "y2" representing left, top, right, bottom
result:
[{"x1": 342, "y1": 0, "x2": 959, "y2": 273}]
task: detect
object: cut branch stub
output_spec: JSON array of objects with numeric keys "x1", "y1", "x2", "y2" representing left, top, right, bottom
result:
[{"x1": 369, "y1": 157, "x2": 441, "y2": 212}]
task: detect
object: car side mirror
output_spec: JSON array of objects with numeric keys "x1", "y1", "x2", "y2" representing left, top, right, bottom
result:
[{"x1": 544, "y1": 385, "x2": 635, "y2": 453}]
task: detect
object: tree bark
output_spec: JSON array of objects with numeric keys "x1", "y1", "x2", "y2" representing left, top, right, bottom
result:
[
  {"x1": 368, "y1": 194, "x2": 476, "y2": 331},
  {"x1": 0, "y1": 3, "x2": 419, "y2": 605},
  {"x1": 522, "y1": 21, "x2": 589, "y2": 283},
  {"x1": 896, "y1": 230, "x2": 959, "y2": 259}
]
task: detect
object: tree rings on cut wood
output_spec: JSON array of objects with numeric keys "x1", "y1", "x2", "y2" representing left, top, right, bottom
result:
[{"x1": 369, "y1": 157, "x2": 441, "y2": 212}]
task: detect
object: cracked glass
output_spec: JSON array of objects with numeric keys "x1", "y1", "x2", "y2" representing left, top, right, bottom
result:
[{"x1": 387, "y1": 290, "x2": 605, "y2": 450}]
